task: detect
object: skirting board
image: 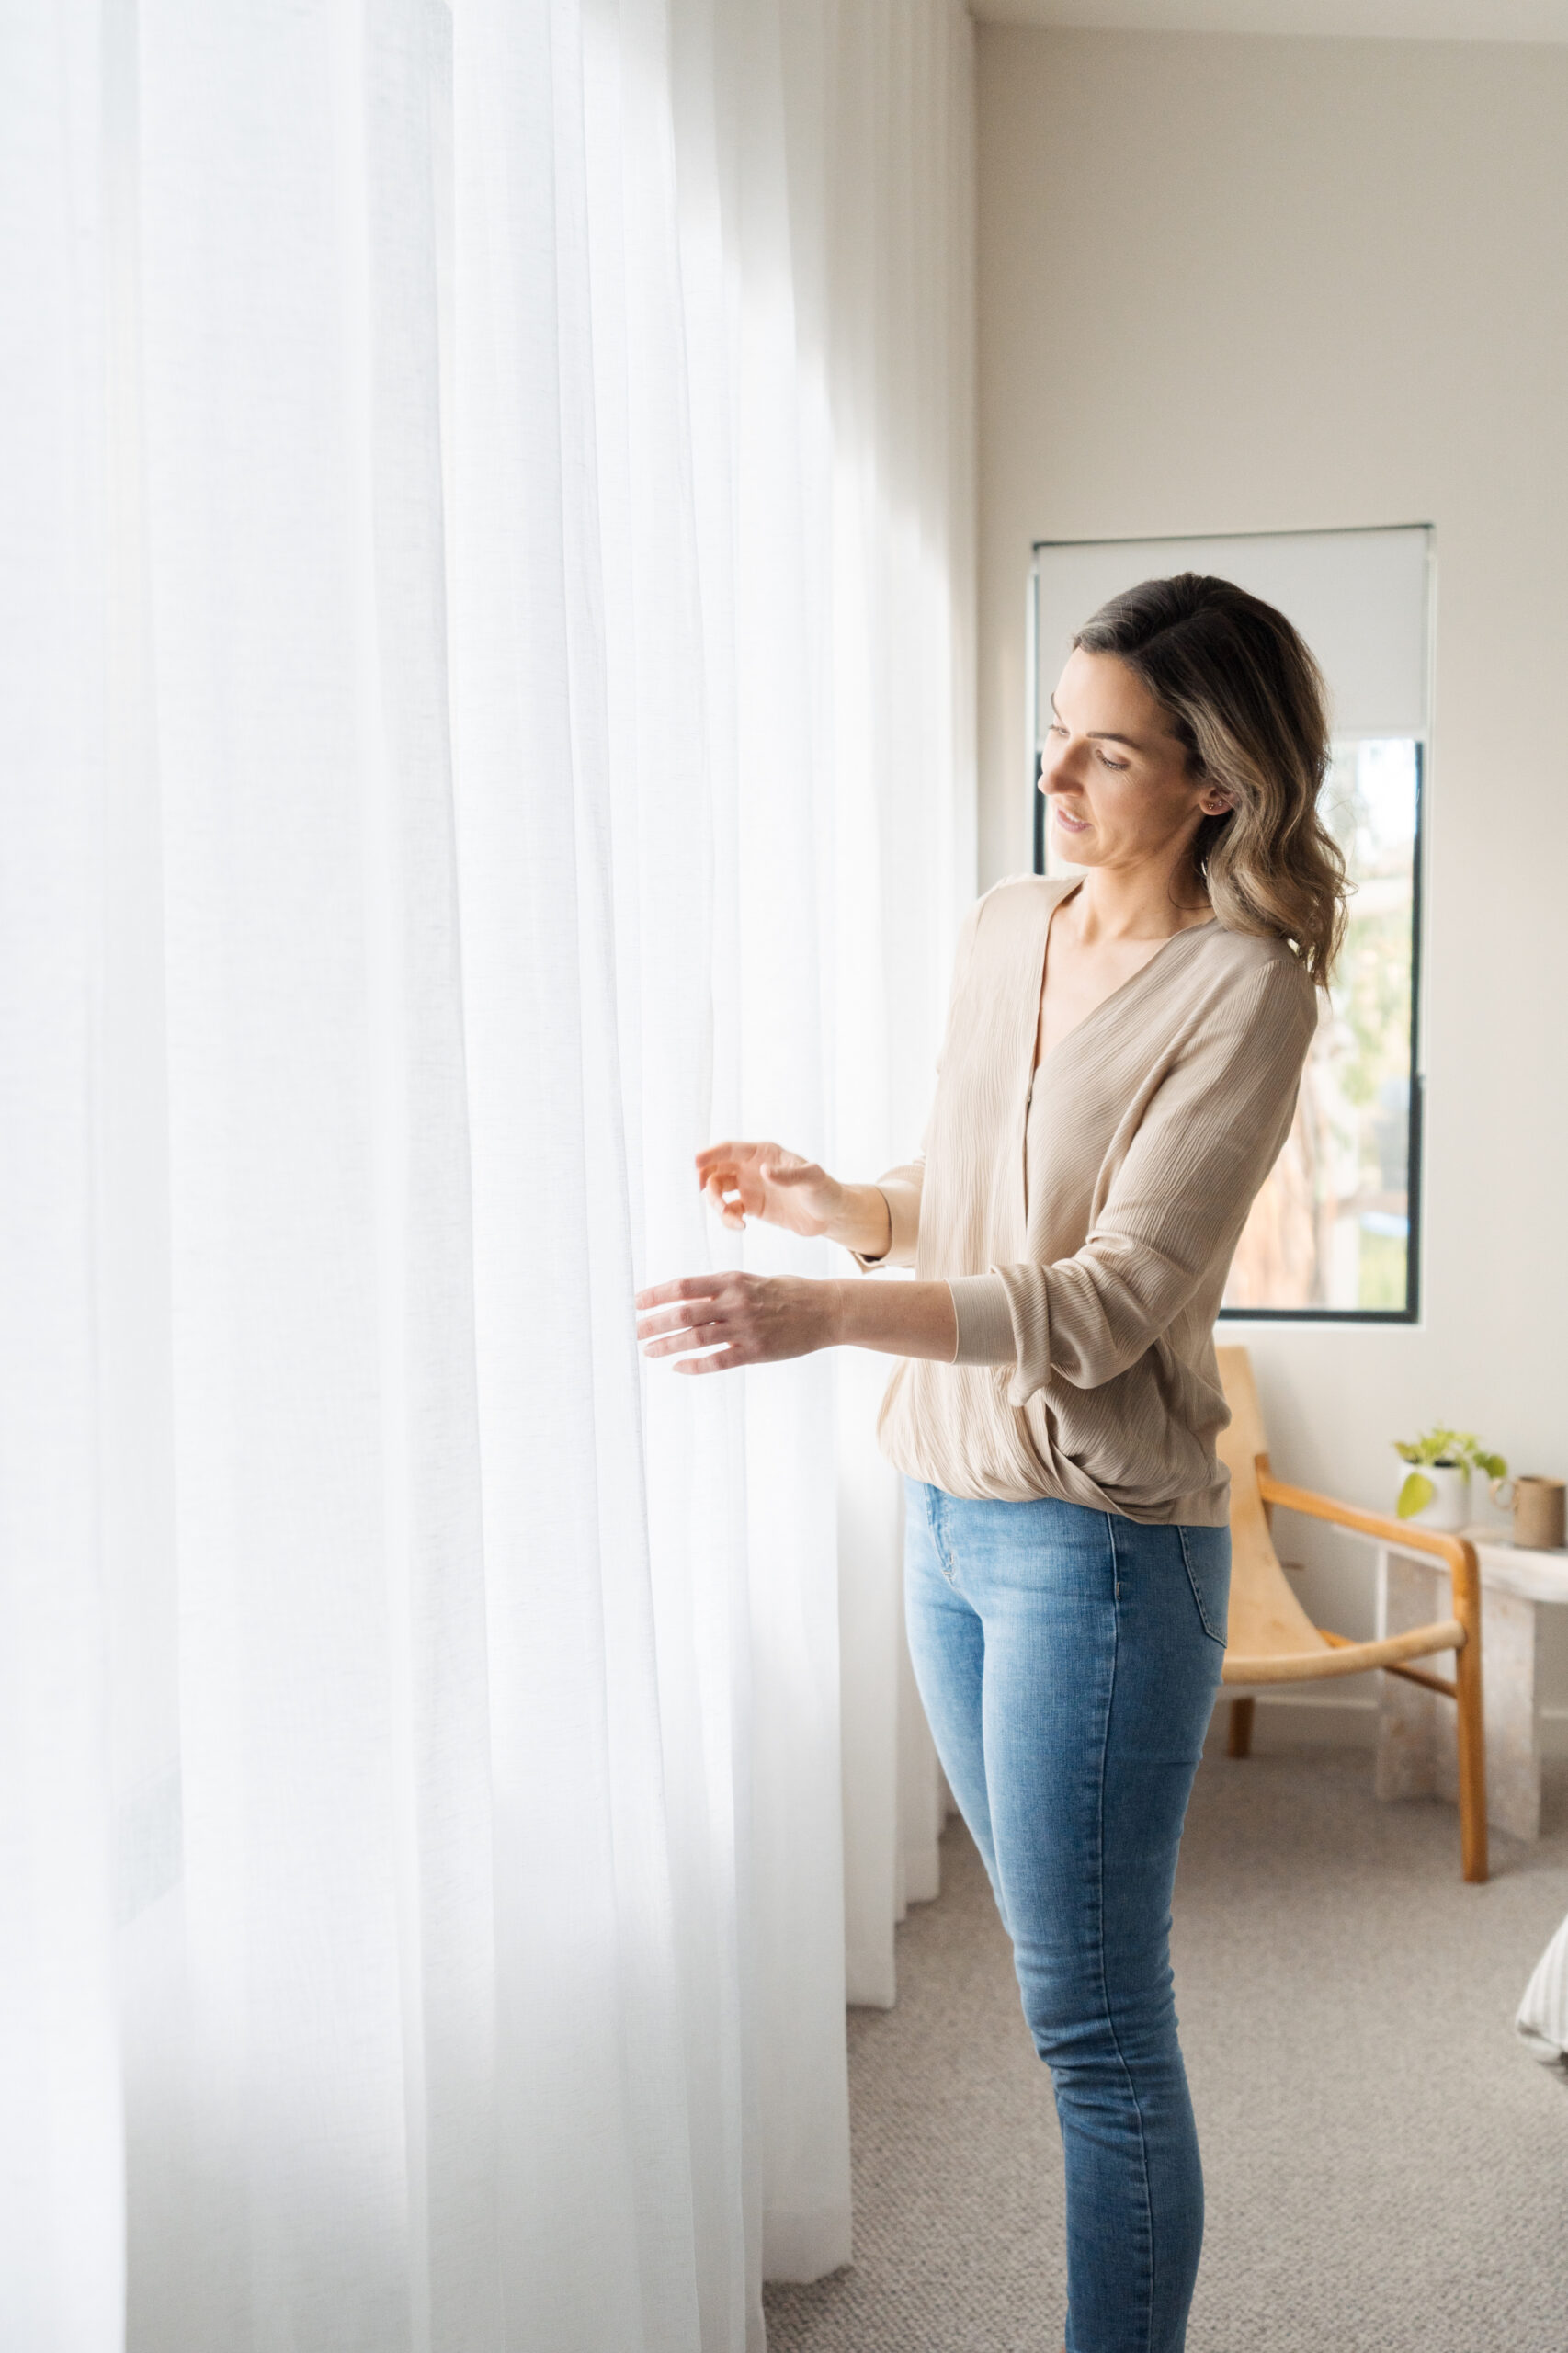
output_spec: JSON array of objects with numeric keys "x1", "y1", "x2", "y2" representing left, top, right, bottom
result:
[
  {"x1": 1205, "y1": 1692, "x2": 1377, "y2": 1753},
  {"x1": 1204, "y1": 1694, "x2": 1568, "y2": 1761}
]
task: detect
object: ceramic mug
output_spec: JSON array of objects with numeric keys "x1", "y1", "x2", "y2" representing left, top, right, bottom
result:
[{"x1": 1489, "y1": 1474, "x2": 1567, "y2": 1551}]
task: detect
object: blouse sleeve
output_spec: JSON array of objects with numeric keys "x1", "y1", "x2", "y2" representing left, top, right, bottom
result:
[
  {"x1": 847, "y1": 891, "x2": 989, "y2": 1277},
  {"x1": 945, "y1": 956, "x2": 1318, "y2": 1397},
  {"x1": 846, "y1": 1162, "x2": 926, "y2": 1273}
]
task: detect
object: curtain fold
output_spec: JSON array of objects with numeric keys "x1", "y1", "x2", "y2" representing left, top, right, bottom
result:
[
  {"x1": 0, "y1": 2, "x2": 974, "y2": 2347},
  {"x1": 1, "y1": 14, "x2": 125, "y2": 2352}
]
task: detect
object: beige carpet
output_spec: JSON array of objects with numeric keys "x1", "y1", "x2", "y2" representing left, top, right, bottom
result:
[{"x1": 765, "y1": 1744, "x2": 1568, "y2": 2353}]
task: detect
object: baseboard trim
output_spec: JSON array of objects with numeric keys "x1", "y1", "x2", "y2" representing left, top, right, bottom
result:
[
  {"x1": 1210, "y1": 1697, "x2": 1568, "y2": 1759},
  {"x1": 1206, "y1": 1691, "x2": 1377, "y2": 1753}
]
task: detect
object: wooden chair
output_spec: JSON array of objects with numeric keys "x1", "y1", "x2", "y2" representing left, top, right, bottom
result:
[{"x1": 1216, "y1": 1345, "x2": 1488, "y2": 1884}]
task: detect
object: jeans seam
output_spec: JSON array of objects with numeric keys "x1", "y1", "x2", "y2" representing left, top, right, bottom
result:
[
  {"x1": 1176, "y1": 1523, "x2": 1225, "y2": 1645},
  {"x1": 926, "y1": 1485, "x2": 960, "y2": 1588},
  {"x1": 1094, "y1": 1512, "x2": 1158, "y2": 2353}
]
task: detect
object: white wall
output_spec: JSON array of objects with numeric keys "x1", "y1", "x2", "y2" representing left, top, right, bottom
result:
[{"x1": 977, "y1": 26, "x2": 1568, "y2": 1736}]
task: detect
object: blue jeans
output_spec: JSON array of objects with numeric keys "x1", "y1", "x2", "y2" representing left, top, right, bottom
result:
[{"x1": 903, "y1": 1477, "x2": 1230, "y2": 2353}]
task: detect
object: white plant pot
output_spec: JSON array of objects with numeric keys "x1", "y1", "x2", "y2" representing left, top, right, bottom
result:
[{"x1": 1397, "y1": 1461, "x2": 1471, "y2": 1532}]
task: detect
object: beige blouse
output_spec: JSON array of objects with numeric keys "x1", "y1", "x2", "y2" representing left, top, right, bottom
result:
[{"x1": 850, "y1": 873, "x2": 1319, "y2": 1524}]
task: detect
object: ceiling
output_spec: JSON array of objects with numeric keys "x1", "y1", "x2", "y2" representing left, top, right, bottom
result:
[{"x1": 971, "y1": 0, "x2": 1568, "y2": 39}]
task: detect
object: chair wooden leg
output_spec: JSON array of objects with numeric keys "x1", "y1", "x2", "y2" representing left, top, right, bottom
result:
[
  {"x1": 1226, "y1": 1696, "x2": 1255, "y2": 1759},
  {"x1": 1454, "y1": 1624, "x2": 1489, "y2": 1884}
]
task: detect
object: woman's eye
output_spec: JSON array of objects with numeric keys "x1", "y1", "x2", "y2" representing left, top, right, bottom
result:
[{"x1": 1096, "y1": 748, "x2": 1130, "y2": 770}]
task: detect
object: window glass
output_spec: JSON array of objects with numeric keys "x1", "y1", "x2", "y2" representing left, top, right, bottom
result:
[
  {"x1": 1031, "y1": 527, "x2": 1428, "y2": 1320},
  {"x1": 1222, "y1": 739, "x2": 1419, "y2": 1313}
]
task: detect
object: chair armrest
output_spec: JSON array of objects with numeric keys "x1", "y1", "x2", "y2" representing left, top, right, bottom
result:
[{"x1": 1256, "y1": 1466, "x2": 1481, "y2": 1620}]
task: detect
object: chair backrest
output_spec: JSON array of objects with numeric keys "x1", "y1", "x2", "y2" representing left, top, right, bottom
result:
[{"x1": 1215, "y1": 1344, "x2": 1329, "y2": 1665}]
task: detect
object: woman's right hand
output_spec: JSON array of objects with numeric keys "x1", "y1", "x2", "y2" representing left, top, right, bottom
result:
[
  {"x1": 695, "y1": 1142, "x2": 896, "y2": 1260},
  {"x1": 694, "y1": 1140, "x2": 846, "y2": 1241}
]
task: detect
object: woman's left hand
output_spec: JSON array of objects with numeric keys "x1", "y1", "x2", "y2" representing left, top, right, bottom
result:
[{"x1": 634, "y1": 1271, "x2": 843, "y2": 1373}]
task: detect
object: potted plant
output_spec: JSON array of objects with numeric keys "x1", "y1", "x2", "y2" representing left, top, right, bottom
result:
[{"x1": 1393, "y1": 1427, "x2": 1506, "y2": 1531}]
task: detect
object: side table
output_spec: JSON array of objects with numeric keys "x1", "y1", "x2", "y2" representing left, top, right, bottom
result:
[{"x1": 1376, "y1": 1527, "x2": 1568, "y2": 1842}]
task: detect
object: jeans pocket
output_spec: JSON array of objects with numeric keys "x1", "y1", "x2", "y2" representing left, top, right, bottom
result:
[{"x1": 1177, "y1": 1523, "x2": 1231, "y2": 1647}]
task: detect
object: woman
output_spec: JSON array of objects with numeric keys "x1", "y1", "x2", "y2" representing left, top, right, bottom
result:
[{"x1": 634, "y1": 574, "x2": 1346, "y2": 2353}]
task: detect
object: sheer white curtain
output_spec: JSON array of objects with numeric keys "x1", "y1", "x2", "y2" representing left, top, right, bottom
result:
[{"x1": 0, "y1": 2, "x2": 973, "y2": 2348}]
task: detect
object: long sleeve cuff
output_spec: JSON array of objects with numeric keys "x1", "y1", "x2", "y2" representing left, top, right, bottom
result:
[
  {"x1": 948, "y1": 1265, "x2": 1053, "y2": 1402},
  {"x1": 946, "y1": 1272, "x2": 1017, "y2": 1366},
  {"x1": 847, "y1": 1176, "x2": 923, "y2": 1271}
]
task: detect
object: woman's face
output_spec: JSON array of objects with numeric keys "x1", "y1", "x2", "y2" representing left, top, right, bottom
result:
[{"x1": 1040, "y1": 647, "x2": 1231, "y2": 874}]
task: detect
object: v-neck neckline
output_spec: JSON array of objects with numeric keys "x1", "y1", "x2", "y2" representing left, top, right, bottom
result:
[{"x1": 1027, "y1": 878, "x2": 1218, "y2": 1089}]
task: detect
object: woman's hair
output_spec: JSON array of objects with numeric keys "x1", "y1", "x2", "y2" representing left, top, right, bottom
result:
[{"x1": 1072, "y1": 572, "x2": 1347, "y2": 985}]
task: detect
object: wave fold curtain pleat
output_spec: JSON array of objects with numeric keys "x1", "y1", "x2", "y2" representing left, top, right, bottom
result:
[{"x1": 0, "y1": 1, "x2": 974, "y2": 2347}]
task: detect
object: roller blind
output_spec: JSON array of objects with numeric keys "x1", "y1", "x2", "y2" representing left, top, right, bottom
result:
[{"x1": 1034, "y1": 525, "x2": 1431, "y2": 740}]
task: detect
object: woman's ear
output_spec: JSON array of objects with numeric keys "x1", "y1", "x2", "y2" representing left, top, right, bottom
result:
[{"x1": 1198, "y1": 786, "x2": 1237, "y2": 816}]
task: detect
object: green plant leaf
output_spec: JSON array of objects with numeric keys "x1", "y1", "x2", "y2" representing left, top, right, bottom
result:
[
  {"x1": 1397, "y1": 1472, "x2": 1436, "y2": 1519},
  {"x1": 1477, "y1": 1452, "x2": 1507, "y2": 1480},
  {"x1": 1392, "y1": 1426, "x2": 1505, "y2": 1474}
]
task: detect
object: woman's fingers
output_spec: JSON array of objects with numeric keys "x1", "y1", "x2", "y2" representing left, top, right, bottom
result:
[
  {"x1": 695, "y1": 1165, "x2": 739, "y2": 1225},
  {"x1": 694, "y1": 1139, "x2": 769, "y2": 1177},
  {"x1": 634, "y1": 1271, "x2": 834, "y2": 1373},
  {"x1": 635, "y1": 1300, "x2": 722, "y2": 1335},
  {"x1": 691, "y1": 1142, "x2": 835, "y2": 1240},
  {"x1": 635, "y1": 1273, "x2": 756, "y2": 1370},
  {"x1": 634, "y1": 1273, "x2": 727, "y2": 1335},
  {"x1": 637, "y1": 1290, "x2": 740, "y2": 1364},
  {"x1": 642, "y1": 1324, "x2": 731, "y2": 1359},
  {"x1": 635, "y1": 1273, "x2": 718, "y2": 1307},
  {"x1": 696, "y1": 1149, "x2": 757, "y2": 1226}
]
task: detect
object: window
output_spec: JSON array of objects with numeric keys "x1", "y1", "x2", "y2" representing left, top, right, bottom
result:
[{"x1": 1031, "y1": 526, "x2": 1430, "y2": 1320}]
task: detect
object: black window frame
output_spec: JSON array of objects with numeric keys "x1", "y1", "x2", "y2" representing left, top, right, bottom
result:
[{"x1": 1028, "y1": 538, "x2": 1426, "y2": 1325}]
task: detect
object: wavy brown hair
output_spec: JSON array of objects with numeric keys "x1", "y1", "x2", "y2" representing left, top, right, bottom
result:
[{"x1": 1073, "y1": 573, "x2": 1347, "y2": 985}]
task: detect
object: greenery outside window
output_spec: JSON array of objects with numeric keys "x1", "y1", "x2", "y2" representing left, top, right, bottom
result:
[{"x1": 1221, "y1": 736, "x2": 1422, "y2": 1315}]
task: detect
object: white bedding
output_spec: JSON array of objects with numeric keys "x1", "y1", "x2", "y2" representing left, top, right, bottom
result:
[{"x1": 1517, "y1": 1910, "x2": 1568, "y2": 2066}]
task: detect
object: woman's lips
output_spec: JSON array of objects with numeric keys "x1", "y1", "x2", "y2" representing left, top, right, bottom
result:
[{"x1": 1053, "y1": 805, "x2": 1089, "y2": 834}]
